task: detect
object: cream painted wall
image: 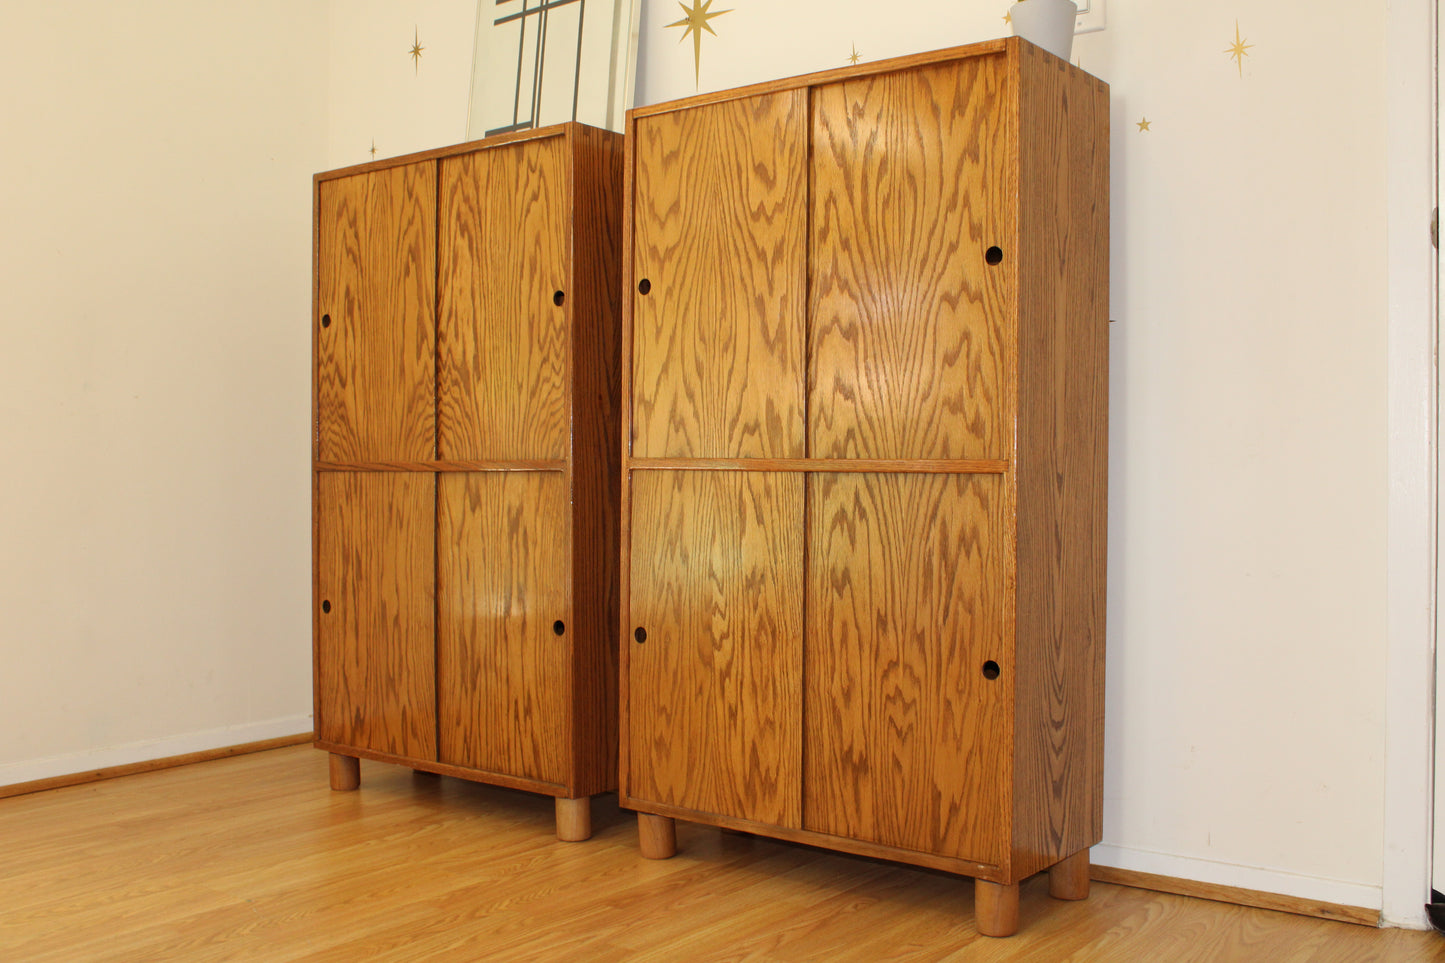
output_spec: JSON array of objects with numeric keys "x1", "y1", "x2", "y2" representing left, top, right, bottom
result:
[{"x1": 0, "y1": 3, "x2": 328, "y2": 781}]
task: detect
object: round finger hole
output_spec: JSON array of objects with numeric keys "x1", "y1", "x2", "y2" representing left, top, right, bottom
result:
[
  {"x1": 634, "y1": 626, "x2": 647, "y2": 643},
  {"x1": 321, "y1": 313, "x2": 332, "y2": 328},
  {"x1": 985, "y1": 246, "x2": 1003, "y2": 266},
  {"x1": 553, "y1": 620, "x2": 565, "y2": 636},
  {"x1": 638, "y1": 278, "x2": 652, "y2": 295},
  {"x1": 553, "y1": 290, "x2": 565, "y2": 306},
  {"x1": 321, "y1": 600, "x2": 332, "y2": 614},
  {"x1": 982, "y1": 660, "x2": 1000, "y2": 680}
]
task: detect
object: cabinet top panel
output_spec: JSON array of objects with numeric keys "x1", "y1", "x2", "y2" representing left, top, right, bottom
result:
[
  {"x1": 628, "y1": 38, "x2": 1106, "y2": 123},
  {"x1": 315, "y1": 120, "x2": 618, "y2": 184}
]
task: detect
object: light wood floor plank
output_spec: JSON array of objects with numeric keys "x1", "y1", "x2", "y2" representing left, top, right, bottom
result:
[{"x1": 1, "y1": 746, "x2": 1441, "y2": 961}]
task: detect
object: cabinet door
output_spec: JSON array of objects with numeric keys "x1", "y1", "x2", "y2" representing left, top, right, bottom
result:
[
  {"x1": 809, "y1": 59, "x2": 1011, "y2": 460},
  {"x1": 316, "y1": 163, "x2": 437, "y2": 463},
  {"x1": 630, "y1": 92, "x2": 808, "y2": 459},
  {"x1": 626, "y1": 470, "x2": 804, "y2": 826},
  {"x1": 804, "y1": 473, "x2": 1008, "y2": 864},
  {"x1": 315, "y1": 472, "x2": 437, "y2": 759},
  {"x1": 436, "y1": 472, "x2": 569, "y2": 784},
  {"x1": 437, "y1": 139, "x2": 569, "y2": 461}
]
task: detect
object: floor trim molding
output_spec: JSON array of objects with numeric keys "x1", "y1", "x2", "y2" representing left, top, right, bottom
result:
[
  {"x1": 0, "y1": 733, "x2": 314, "y2": 800},
  {"x1": 1093, "y1": 865, "x2": 1380, "y2": 928}
]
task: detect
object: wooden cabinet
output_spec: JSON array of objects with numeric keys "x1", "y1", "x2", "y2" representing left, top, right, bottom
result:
[
  {"x1": 313, "y1": 123, "x2": 623, "y2": 840},
  {"x1": 619, "y1": 39, "x2": 1108, "y2": 935}
]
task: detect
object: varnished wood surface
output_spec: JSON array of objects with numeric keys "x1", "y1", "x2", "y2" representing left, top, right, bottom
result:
[
  {"x1": 625, "y1": 471, "x2": 804, "y2": 827},
  {"x1": 313, "y1": 740, "x2": 567, "y2": 796},
  {"x1": 567, "y1": 123, "x2": 625, "y2": 796},
  {"x1": 328, "y1": 753, "x2": 360, "y2": 791},
  {"x1": 315, "y1": 122, "x2": 577, "y2": 183},
  {"x1": 438, "y1": 136, "x2": 569, "y2": 460},
  {"x1": 3, "y1": 747, "x2": 1433, "y2": 962},
  {"x1": 809, "y1": 58, "x2": 1012, "y2": 460},
  {"x1": 629, "y1": 39, "x2": 1012, "y2": 122},
  {"x1": 630, "y1": 90, "x2": 808, "y2": 459},
  {"x1": 314, "y1": 459, "x2": 566, "y2": 473},
  {"x1": 436, "y1": 473, "x2": 568, "y2": 784},
  {"x1": 975, "y1": 879, "x2": 1021, "y2": 938},
  {"x1": 629, "y1": 457, "x2": 1009, "y2": 474},
  {"x1": 1009, "y1": 40, "x2": 1111, "y2": 880},
  {"x1": 315, "y1": 162, "x2": 436, "y2": 462},
  {"x1": 804, "y1": 474, "x2": 1009, "y2": 866},
  {"x1": 314, "y1": 472, "x2": 437, "y2": 760},
  {"x1": 1093, "y1": 865, "x2": 1379, "y2": 929}
]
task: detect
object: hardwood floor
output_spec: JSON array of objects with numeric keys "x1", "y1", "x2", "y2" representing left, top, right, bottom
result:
[{"x1": 2, "y1": 746, "x2": 1440, "y2": 962}]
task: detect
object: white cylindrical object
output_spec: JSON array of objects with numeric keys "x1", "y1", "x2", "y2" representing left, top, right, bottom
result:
[{"x1": 1010, "y1": 0, "x2": 1078, "y2": 62}]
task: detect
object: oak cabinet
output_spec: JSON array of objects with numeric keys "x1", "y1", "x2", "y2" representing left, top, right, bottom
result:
[
  {"x1": 313, "y1": 123, "x2": 622, "y2": 840},
  {"x1": 620, "y1": 39, "x2": 1108, "y2": 935}
]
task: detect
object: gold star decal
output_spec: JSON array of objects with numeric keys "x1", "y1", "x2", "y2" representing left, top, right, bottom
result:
[
  {"x1": 1137, "y1": 118, "x2": 1151, "y2": 132},
  {"x1": 370, "y1": 139, "x2": 378, "y2": 158},
  {"x1": 1225, "y1": 21, "x2": 1252, "y2": 77},
  {"x1": 409, "y1": 27, "x2": 424, "y2": 74},
  {"x1": 1003, "y1": 11, "x2": 1011, "y2": 24},
  {"x1": 848, "y1": 44, "x2": 861, "y2": 65},
  {"x1": 667, "y1": 0, "x2": 731, "y2": 87}
]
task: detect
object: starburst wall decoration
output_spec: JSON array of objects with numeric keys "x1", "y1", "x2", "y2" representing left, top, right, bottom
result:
[{"x1": 668, "y1": 0, "x2": 731, "y2": 87}]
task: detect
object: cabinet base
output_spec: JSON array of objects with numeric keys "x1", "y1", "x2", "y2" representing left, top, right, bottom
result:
[
  {"x1": 975, "y1": 879, "x2": 1020, "y2": 938},
  {"x1": 555, "y1": 796, "x2": 593, "y2": 842},
  {"x1": 638, "y1": 813, "x2": 677, "y2": 859},
  {"x1": 1049, "y1": 849, "x2": 1090, "y2": 900},
  {"x1": 328, "y1": 753, "x2": 360, "y2": 791}
]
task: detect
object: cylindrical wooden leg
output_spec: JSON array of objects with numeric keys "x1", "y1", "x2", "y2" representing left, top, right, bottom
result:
[
  {"x1": 975, "y1": 879, "x2": 1020, "y2": 938},
  {"x1": 1049, "y1": 849, "x2": 1090, "y2": 901},
  {"x1": 555, "y1": 796, "x2": 593, "y2": 842},
  {"x1": 638, "y1": 813, "x2": 677, "y2": 859},
  {"x1": 329, "y1": 753, "x2": 359, "y2": 792}
]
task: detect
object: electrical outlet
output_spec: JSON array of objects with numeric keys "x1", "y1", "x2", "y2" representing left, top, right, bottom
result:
[{"x1": 1076, "y1": 0, "x2": 1106, "y2": 33}]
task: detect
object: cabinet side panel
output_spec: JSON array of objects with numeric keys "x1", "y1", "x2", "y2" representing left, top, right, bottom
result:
[
  {"x1": 1012, "y1": 45, "x2": 1110, "y2": 878},
  {"x1": 315, "y1": 472, "x2": 437, "y2": 760},
  {"x1": 316, "y1": 165, "x2": 437, "y2": 462},
  {"x1": 437, "y1": 138, "x2": 570, "y2": 460},
  {"x1": 568, "y1": 126, "x2": 624, "y2": 795},
  {"x1": 626, "y1": 470, "x2": 804, "y2": 827},
  {"x1": 809, "y1": 57, "x2": 1012, "y2": 461},
  {"x1": 630, "y1": 91, "x2": 808, "y2": 459},
  {"x1": 804, "y1": 473, "x2": 1010, "y2": 865},
  {"x1": 436, "y1": 473, "x2": 569, "y2": 784}
]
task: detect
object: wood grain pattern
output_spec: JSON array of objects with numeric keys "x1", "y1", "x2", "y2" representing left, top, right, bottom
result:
[
  {"x1": 315, "y1": 472, "x2": 436, "y2": 760},
  {"x1": 628, "y1": 39, "x2": 1011, "y2": 121},
  {"x1": 629, "y1": 457, "x2": 1008, "y2": 474},
  {"x1": 810, "y1": 58, "x2": 1012, "y2": 460},
  {"x1": 436, "y1": 472, "x2": 568, "y2": 784},
  {"x1": 438, "y1": 136, "x2": 569, "y2": 460},
  {"x1": 630, "y1": 90, "x2": 808, "y2": 459},
  {"x1": 804, "y1": 473, "x2": 1010, "y2": 866},
  {"x1": 316, "y1": 163, "x2": 436, "y2": 462},
  {"x1": 11, "y1": 747, "x2": 1431, "y2": 961},
  {"x1": 1009, "y1": 40, "x2": 1110, "y2": 880},
  {"x1": 567, "y1": 124, "x2": 624, "y2": 795},
  {"x1": 312, "y1": 739, "x2": 566, "y2": 795},
  {"x1": 315, "y1": 460, "x2": 566, "y2": 473},
  {"x1": 626, "y1": 470, "x2": 804, "y2": 827}
]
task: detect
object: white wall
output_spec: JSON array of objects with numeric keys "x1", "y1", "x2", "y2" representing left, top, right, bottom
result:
[
  {"x1": 0, "y1": 2, "x2": 328, "y2": 782},
  {"x1": 0, "y1": 0, "x2": 1413, "y2": 920}
]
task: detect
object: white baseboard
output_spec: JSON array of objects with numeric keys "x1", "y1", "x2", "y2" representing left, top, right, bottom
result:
[
  {"x1": 1092, "y1": 843, "x2": 1384, "y2": 912},
  {"x1": 0, "y1": 715, "x2": 314, "y2": 788}
]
